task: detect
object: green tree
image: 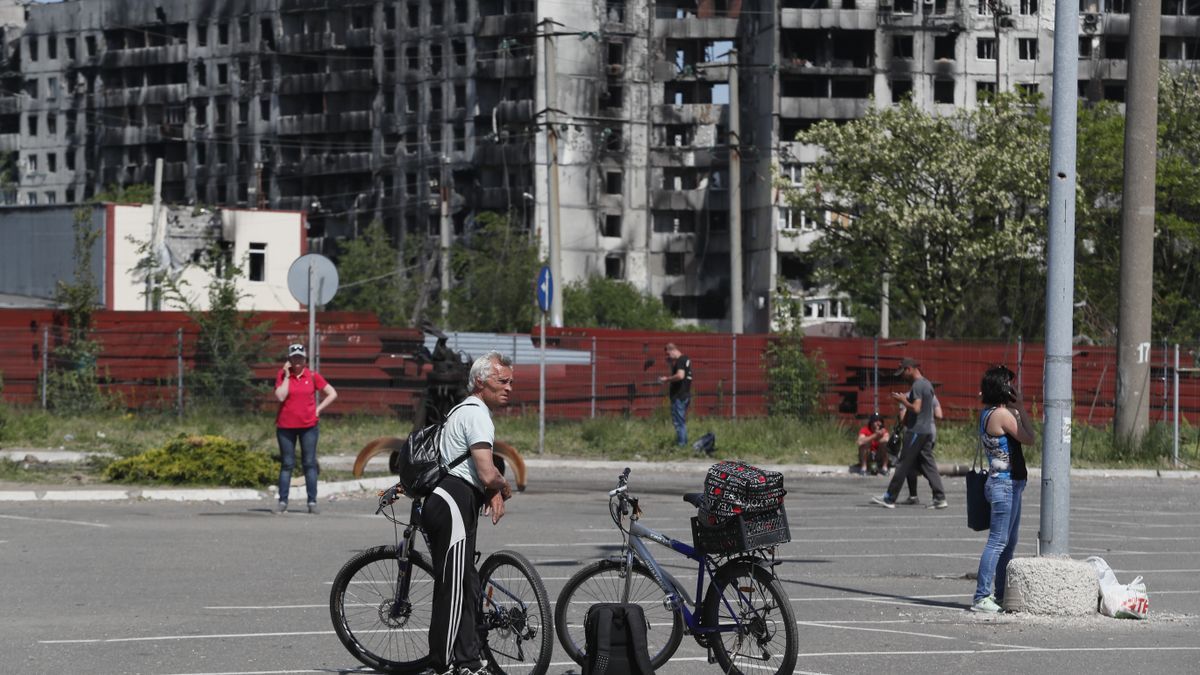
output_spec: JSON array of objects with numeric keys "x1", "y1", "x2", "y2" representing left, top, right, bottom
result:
[
  {"x1": 1075, "y1": 69, "x2": 1200, "y2": 347},
  {"x1": 94, "y1": 183, "x2": 155, "y2": 204},
  {"x1": 564, "y1": 277, "x2": 679, "y2": 329},
  {"x1": 764, "y1": 290, "x2": 826, "y2": 417},
  {"x1": 782, "y1": 96, "x2": 1049, "y2": 339},
  {"x1": 332, "y1": 220, "x2": 433, "y2": 326},
  {"x1": 161, "y1": 241, "x2": 270, "y2": 411},
  {"x1": 47, "y1": 207, "x2": 111, "y2": 412},
  {"x1": 445, "y1": 212, "x2": 540, "y2": 332}
]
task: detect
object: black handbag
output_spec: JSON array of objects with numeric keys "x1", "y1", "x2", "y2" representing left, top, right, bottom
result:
[{"x1": 965, "y1": 413, "x2": 991, "y2": 532}]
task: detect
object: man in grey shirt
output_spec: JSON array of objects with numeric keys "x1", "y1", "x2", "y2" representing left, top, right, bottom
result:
[{"x1": 872, "y1": 357, "x2": 948, "y2": 509}]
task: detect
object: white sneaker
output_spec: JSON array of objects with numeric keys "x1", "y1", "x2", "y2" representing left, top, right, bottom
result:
[
  {"x1": 971, "y1": 595, "x2": 1002, "y2": 613},
  {"x1": 870, "y1": 495, "x2": 895, "y2": 509}
]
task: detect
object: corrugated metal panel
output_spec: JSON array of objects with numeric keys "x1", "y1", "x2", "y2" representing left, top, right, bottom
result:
[
  {"x1": 424, "y1": 332, "x2": 592, "y2": 366},
  {"x1": 0, "y1": 206, "x2": 106, "y2": 305}
]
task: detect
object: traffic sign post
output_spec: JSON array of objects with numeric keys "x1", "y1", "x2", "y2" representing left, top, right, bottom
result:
[
  {"x1": 288, "y1": 254, "x2": 338, "y2": 403},
  {"x1": 536, "y1": 266, "x2": 552, "y2": 455}
]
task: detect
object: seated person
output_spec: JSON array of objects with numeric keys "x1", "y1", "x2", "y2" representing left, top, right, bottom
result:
[{"x1": 856, "y1": 413, "x2": 891, "y2": 475}]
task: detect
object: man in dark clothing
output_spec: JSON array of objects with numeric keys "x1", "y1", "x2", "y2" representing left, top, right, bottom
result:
[
  {"x1": 658, "y1": 343, "x2": 692, "y2": 447},
  {"x1": 871, "y1": 357, "x2": 948, "y2": 509}
]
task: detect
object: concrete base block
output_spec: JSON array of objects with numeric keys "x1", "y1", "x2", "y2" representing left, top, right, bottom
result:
[{"x1": 1003, "y1": 556, "x2": 1098, "y2": 616}]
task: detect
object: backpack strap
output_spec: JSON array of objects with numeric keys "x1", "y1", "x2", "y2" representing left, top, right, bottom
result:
[
  {"x1": 622, "y1": 605, "x2": 656, "y2": 675},
  {"x1": 438, "y1": 401, "x2": 482, "y2": 471}
]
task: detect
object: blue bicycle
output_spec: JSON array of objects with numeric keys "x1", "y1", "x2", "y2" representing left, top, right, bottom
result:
[{"x1": 554, "y1": 468, "x2": 797, "y2": 674}]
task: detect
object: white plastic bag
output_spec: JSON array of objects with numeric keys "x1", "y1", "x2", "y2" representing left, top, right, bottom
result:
[{"x1": 1086, "y1": 556, "x2": 1149, "y2": 619}]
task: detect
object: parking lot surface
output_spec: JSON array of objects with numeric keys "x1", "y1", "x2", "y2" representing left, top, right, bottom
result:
[{"x1": 2, "y1": 464, "x2": 1198, "y2": 674}]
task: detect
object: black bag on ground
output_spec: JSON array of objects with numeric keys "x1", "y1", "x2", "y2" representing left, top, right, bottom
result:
[
  {"x1": 394, "y1": 401, "x2": 478, "y2": 498},
  {"x1": 966, "y1": 414, "x2": 991, "y2": 531},
  {"x1": 583, "y1": 602, "x2": 655, "y2": 675},
  {"x1": 703, "y1": 460, "x2": 786, "y2": 517}
]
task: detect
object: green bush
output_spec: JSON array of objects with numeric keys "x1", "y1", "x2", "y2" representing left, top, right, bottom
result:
[{"x1": 103, "y1": 434, "x2": 277, "y2": 487}]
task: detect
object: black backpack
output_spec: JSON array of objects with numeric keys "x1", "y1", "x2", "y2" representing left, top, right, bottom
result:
[
  {"x1": 394, "y1": 401, "x2": 478, "y2": 498},
  {"x1": 583, "y1": 603, "x2": 655, "y2": 675}
]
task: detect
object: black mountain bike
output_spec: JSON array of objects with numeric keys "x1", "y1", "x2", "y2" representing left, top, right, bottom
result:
[{"x1": 330, "y1": 484, "x2": 553, "y2": 674}]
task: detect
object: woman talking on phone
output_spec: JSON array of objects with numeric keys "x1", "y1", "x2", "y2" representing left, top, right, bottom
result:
[
  {"x1": 273, "y1": 343, "x2": 338, "y2": 515},
  {"x1": 970, "y1": 365, "x2": 1036, "y2": 613}
]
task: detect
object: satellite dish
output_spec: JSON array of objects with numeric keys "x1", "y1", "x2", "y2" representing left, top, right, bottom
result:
[{"x1": 287, "y1": 254, "x2": 339, "y2": 306}]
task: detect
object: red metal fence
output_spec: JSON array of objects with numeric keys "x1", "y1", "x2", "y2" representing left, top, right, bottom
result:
[{"x1": 1, "y1": 309, "x2": 1198, "y2": 427}]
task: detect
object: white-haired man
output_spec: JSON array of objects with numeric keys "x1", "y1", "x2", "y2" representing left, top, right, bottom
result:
[{"x1": 423, "y1": 350, "x2": 514, "y2": 675}]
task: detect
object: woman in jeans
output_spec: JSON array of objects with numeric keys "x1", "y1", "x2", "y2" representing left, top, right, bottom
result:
[
  {"x1": 273, "y1": 343, "x2": 338, "y2": 514},
  {"x1": 971, "y1": 365, "x2": 1036, "y2": 613}
]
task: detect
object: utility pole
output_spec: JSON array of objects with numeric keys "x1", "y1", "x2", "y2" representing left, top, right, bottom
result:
[
  {"x1": 880, "y1": 273, "x2": 890, "y2": 340},
  {"x1": 540, "y1": 18, "x2": 564, "y2": 328},
  {"x1": 439, "y1": 159, "x2": 451, "y2": 320},
  {"x1": 728, "y1": 49, "x2": 743, "y2": 334},
  {"x1": 1039, "y1": 0, "x2": 1080, "y2": 557},
  {"x1": 1114, "y1": 0, "x2": 1160, "y2": 448},
  {"x1": 987, "y1": 1, "x2": 1010, "y2": 93},
  {"x1": 148, "y1": 158, "x2": 164, "y2": 311}
]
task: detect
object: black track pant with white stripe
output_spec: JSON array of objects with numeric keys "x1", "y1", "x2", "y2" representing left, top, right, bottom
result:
[{"x1": 423, "y1": 475, "x2": 484, "y2": 672}]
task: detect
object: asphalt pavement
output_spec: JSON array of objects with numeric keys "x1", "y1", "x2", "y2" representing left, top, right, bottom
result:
[{"x1": 1, "y1": 460, "x2": 1198, "y2": 674}]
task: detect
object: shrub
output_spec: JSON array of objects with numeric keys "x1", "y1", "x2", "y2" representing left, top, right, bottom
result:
[{"x1": 103, "y1": 434, "x2": 277, "y2": 487}]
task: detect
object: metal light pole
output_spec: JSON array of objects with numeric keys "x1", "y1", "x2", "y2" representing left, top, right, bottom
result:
[{"x1": 1039, "y1": 0, "x2": 1080, "y2": 557}]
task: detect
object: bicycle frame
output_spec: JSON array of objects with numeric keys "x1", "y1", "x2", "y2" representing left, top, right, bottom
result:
[
  {"x1": 384, "y1": 495, "x2": 533, "y2": 630},
  {"x1": 621, "y1": 515, "x2": 766, "y2": 639}
]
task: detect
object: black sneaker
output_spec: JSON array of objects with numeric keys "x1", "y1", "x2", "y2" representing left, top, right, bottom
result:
[{"x1": 903, "y1": 496, "x2": 920, "y2": 506}]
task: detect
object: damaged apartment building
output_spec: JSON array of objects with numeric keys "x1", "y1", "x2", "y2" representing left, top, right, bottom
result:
[{"x1": 2, "y1": 0, "x2": 1196, "y2": 332}]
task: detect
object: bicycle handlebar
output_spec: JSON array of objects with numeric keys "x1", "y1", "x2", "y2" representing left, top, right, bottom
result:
[
  {"x1": 608, "y1": 467, "x2": 632, "y2": 496},
  {"x1": 376, "y1": 482, "x2": 404, "y2": 514}
]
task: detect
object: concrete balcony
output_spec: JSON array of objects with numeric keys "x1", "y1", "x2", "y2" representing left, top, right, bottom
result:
[
  {"x1": 325, "y1": 69, "x2": 375, "y2": 91},
  {"x1": 299, "y1": 152, "x2": 374, "y2": 175},
  {"x1": 476, "y1": 56, "x2": 534, "y2": 79},
  {"x1": 277, "y1": 111, "x2": 373, "y2": 135},
  {"x1": 99, "y1": 43, "x2": 188, "y2": 68},
  {"x1": 0, "y1": 133, "x2": 19, "y2": 152},
  {"x1": 278, "y1": 72, "x2": 327, "y2": 94},
  {"x1": 651, "y1": 103, "x2": 728, "y2": 125},
  {"x1": 98, "y1": 84, "x2": 189, "y2": 107},
  {"x1": 1078, "y1": 58, "x2": 1128, "y2": 80},
  {"x1": 278, "y1": 32, "x2": 342, "y2": 53},
  {"x1": 649, "y1": 146, "x2": 722, "y2": 167},
  {"x1": 651, "y1": 188, "x2": 729, "y2": 211},
  {"x1": 653, "y1": 18, "x2": 739, "y2": 39},
  {"x1": 779, "y1": 96, "x2": 871, "y2": 119},
  {"x1": 479, "y1": 14, "x2": 537, "y2": 37},
  {"x1": 780, "y1": 8, "x2": 879, "y2": 29}
]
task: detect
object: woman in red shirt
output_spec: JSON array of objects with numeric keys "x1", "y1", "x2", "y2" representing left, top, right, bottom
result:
[{"x1": 273, "y1": 343, "x2": 338, "y2": 514}]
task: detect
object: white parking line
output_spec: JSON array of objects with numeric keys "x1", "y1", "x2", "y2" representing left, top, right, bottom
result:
[
  {"x1": 41, "y1": 630, "x2": 334, "y2": 644},
  {"x1": 0, "y1": 513, "x2": 110, "y2": 528},
  {"x1": 798, "y1": 620, "x2": 958, "y2": 640}
]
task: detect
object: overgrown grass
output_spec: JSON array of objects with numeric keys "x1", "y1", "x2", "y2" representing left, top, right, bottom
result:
[{"x1": 1, "y1": 403, "x2": 1196, "y2": 477}]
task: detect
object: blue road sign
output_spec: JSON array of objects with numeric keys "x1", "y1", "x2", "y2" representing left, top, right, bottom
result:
[{"x1": 536, "y1": 265, "x2": 553, "y2": 313}]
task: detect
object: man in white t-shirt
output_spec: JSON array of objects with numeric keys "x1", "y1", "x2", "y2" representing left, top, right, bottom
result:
[{"x1": 423, "y1": 350, "x2": 513, "y2": 675}]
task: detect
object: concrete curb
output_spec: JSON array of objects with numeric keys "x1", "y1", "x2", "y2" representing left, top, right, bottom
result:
[{"x1": 3, "y1": 451, "x2": 1197, "y2": 502}]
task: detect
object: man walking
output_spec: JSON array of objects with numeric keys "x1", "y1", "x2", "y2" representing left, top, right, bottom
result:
[
  {"x1": 658, "y1": 343, "x2": 693, "y2": 447},
  {"x1": 424, "y1": 350, "x2": 514, "y2": 675},
  {"x1": 871, "y1": 357, "x2": 948, "y2": 509}
]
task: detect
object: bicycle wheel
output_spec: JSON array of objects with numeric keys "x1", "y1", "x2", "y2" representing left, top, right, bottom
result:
[
  {"x1": 478, "y1": 550, "x2": 553, "y2": 675},
  {"x1": 554, "y1": 559, "x2": 683, "y2": 669},
  {"x1": 329, "y1": 545, "x2": 434, "y2": 674},
  {"x1": 701, "y1": 560, "x2": 797, "y2": 675}
]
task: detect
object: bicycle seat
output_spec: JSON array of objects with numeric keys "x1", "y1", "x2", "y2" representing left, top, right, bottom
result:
[{"x1": 683, "y1": 493, "x2": 706, "y2": 508}]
